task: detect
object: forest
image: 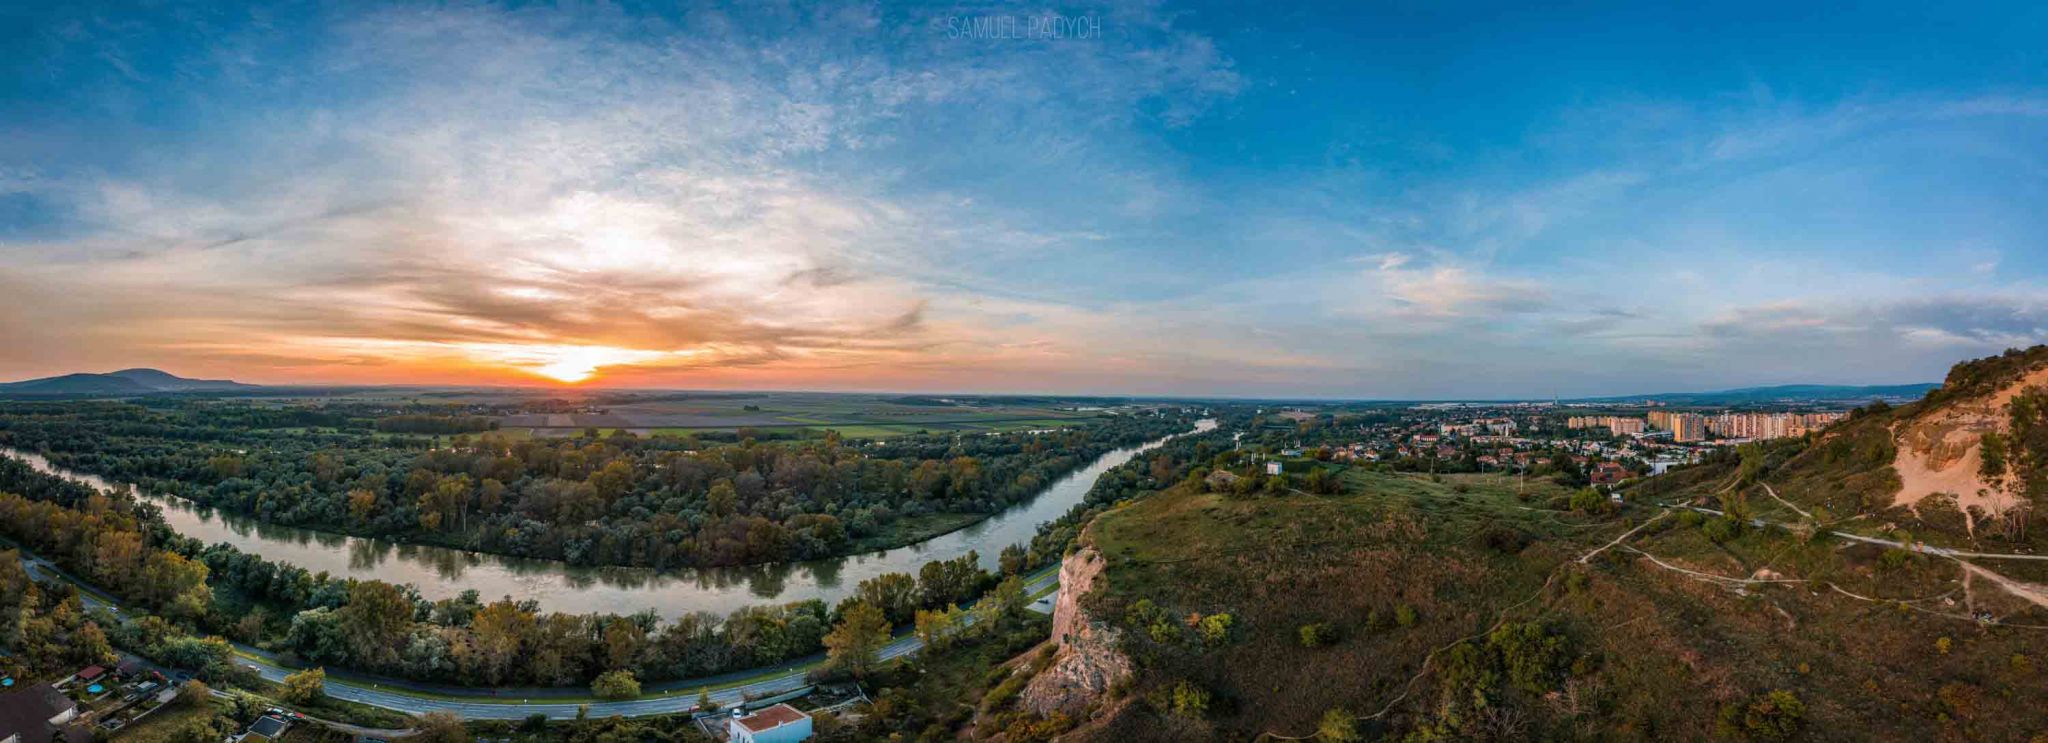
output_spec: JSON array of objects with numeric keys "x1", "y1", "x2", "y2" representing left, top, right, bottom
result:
[
  {"x1": 0, "y1": 400, "x2": 1193, "y2": 568},
  {"x1": 0, "y1": 451, "x2": 1040, "y2": 689}
]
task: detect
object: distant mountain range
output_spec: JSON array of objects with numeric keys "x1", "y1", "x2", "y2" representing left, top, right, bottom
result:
[
  {"x1": 0, "y1": 368, "x2": 261, "y2": 396},
  {"x1": 1576, "y1": 382, "x2": 1938, "y2": 405}
]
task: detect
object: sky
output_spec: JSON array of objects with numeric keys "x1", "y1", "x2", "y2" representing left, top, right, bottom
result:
[{"x1": 1, "y1": 0, "x2": 2045, "y2": 398}]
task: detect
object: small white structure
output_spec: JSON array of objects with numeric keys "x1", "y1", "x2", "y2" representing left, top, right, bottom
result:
[
  {"x1": 1265, "y1": 461, "x2": 1283, "y2": 476},
  {"x1": 728, "y1": 704, "x2": 813, "y2": 743}
]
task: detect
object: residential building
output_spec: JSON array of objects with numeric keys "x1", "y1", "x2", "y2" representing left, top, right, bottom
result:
[
  {"x1": 0, "y1": 683, "x2": 78, "y2": 743},
  {"x1": 1670, "y1": 414, "x2": 1707, "y2": 443},
  {"x1": 728, "y1": 704, "x2": 813, "y2": 743},
  {"x1": 232, "y1": 714, "x2": 293, "y2": 743}
]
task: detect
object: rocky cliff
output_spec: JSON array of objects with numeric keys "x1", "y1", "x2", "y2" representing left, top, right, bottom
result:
[{"x1": 1019, "y1": 543, "x2": 1131, "y2": 718}]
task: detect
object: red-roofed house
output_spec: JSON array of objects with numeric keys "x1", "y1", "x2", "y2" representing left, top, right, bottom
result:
[{"x1": 727, "y1": 704, "x2": 812, "y2": 743}]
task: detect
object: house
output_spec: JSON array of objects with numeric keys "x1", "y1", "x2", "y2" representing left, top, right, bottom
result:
[
  {"x1": 231, "y1": 713, "x2": 291, "y2": 743},
  {"x1": 112, "y1": 659, "x2": 144, "y2": 680},
  {"x1": 1590, "y1": 462, "x2": 1629, "y2": 485},
  {"x1": 727, "y1": 704, "x2": 812, "y2": 743},
  {"x1": 0, "y1": 683, "x2": 78, "y2": 743},
  {"x1": 1265, "y1": 461, "x2": 1283, "y2": 476}
]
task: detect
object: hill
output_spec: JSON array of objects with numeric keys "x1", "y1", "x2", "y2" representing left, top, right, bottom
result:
[
  {"x1": 0, "y1": 368, "x2": 259, "y2": 396},
  {"x1": 1577, "y1": 382, "x2": 1938, "y2": 405},
  {"x1": 984, "y1": 348, "x2": 2048, "y2": 742}
]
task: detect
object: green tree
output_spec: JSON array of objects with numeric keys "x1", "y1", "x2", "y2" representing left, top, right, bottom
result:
[
  {"x1": 591, "y1": 669, "x2": 640, "y2": 700},
  {"x1": 696, "y1": 688, "x2": 719, "y2": 714},
  {"x1": 280, "y1": 667, "x2": 326, "y2": 705},
  {"x1": 1318, "y1": 708, "x2": 1359, "y2": 742},
  {"x1": 1196, "y1": 613, "x2": 1234, "y2": 646},
  {"x1": 1169, "y1": 680, "x2": 1211, "y2": 718},
  {"x1": 824, "y1": 601, "x2": 890, "y2": 677},
  {"x1": 914, "y1": 605, "x2": 963, "y2": 652}
]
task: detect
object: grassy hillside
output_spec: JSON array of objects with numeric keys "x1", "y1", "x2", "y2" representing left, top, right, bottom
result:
[
  {"x1": 1068, "y1": 466, "x2": 2048, "y2": 742},
  {"x1": 1644, "y1": 345, "x2": 2048, "y2": 556}
]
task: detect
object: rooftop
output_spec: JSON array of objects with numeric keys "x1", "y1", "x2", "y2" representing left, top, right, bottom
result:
[
  {"x1": 734, "y1": 703, "x2": 809, "y2": 733},
  {"x1": 0, "y1": 683, "x2": 75, "y2": 741}
]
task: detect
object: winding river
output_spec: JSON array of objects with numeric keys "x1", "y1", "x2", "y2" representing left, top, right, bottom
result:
[{"x1": 3, "y1": 419, "x2": 1214, "y2": 619}]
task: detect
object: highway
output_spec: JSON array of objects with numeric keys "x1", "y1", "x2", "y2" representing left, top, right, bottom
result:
[{"x1": 17, "y1": 550, "x2": 1058, "y2": 720}]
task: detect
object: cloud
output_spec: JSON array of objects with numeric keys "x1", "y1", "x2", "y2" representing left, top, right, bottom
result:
[{"x1": 0, "y1": 1, "x2": 1247, "y2": 387}]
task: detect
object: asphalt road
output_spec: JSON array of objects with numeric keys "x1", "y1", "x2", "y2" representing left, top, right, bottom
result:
[{"x1": 18, "y1": 551, "x2": 1058, "y2": 720}]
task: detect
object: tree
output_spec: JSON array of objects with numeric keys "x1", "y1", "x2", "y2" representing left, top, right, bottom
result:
[
  {"x1": 824, "y1": 602, "x2": 890, "y2": 677},
  {"x1": 176, "y1": 680, "x2": 212, "y2": 708},
  {"x1": 71, "y1": 621, "x2": 116, "y2": 667},
  {"x1": 591, "y1": 669, "x2": 640, "y2": 700},
  {"x1": 1196, "y1": 613, "x2": 1234, "y2": 646},
  {"x1": 1318, "y1": 708, "x2": 1359, "y2": 742},
  {"x1": 999, "y1": 544, "x2": 1027, "y2": 576},
  {"x1": 914, "y1": 605, "x2": 963, "y2": 652},
  {"x1": 281, "y1": 667, "x2": 326, "y2": 705},
  {"x1": 696, "y1": 688, "x2": 719, "y2": 714},
  {"x1": 341, "y1": 581, "x2": 415, "y2": 667}
]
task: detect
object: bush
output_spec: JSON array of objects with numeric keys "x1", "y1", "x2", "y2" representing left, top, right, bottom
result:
[
  {"x1": 591, "y1": 669, "x2": 640, "y2": 700},
  {"x1": 1299, "y1": 622, "x2": 1340, "y2": 648},
  {"x1": 280, "y1": 667, "x2": 325, "y2": 705},
  {"x1": 1717, "y1": 689, "x2": 1806, "y2": 742},
  {"x1": 1703, "y1": 516, "x2": 1742, "y2": 543},
  {"x1": 1196, "y1": 613, "x2": 1234, "y2": 646},
  {"x1": 1169, "y1": 680, "x2": 1211, "y2": 718},
  {"x1": 1394, "y1": 604, "x2": 1419, "y2": 628}
]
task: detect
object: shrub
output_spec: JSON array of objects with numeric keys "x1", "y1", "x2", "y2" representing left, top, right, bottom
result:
[
  {"x1": 1394, "y1": 604, "x2": 1420, "y2": 628},
  {"x1": 1703, "y1": 516, "x2": 1742, "y2": 543},
  {"x1": 1196, "y1": 613, "x2": 1234, "y2": 646},
  {"x1": 1299, "y1": 622, "x2": 1340, "y2": 648},
  {"x1": 591, "y1": 669, "x2": 640, "y2": 700},
  {"x1": 1169, "y1": 680, "x2": 1211, "y2": 718},
  {"x1": 280, "y1": 667, "x2": 325, "y2": 705},
  {"x1": 1717, "y1": 689, "x2": 1806, "y2": 742}
]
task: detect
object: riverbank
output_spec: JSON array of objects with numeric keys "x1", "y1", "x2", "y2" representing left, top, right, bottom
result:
[{"x1": 0, "y1": 420, "x2": 1213, "y2": 618}]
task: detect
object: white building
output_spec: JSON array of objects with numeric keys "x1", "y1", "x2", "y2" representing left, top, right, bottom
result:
[
  {"x1": 728, "y1": 704, "x2": 813, "y2": 743},
  {"x1": 1265, "y1": 461, "x2": 1283, "y2": 476}
]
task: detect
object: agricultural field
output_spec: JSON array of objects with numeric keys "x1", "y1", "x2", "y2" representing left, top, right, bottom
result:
[{"x1": 483, "y1": 392, "x2": 1105, "y2": 440}]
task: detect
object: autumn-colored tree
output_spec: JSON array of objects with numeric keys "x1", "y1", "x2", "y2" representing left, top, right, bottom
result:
[
  {"x1": 824, "y1": 601, "x2": 890, "y2": 677},
  {"x1": 591, "y1": 669, "x2": 640, "y2": 700},
  {"x1": 281, "y1": 667, "x2": 325, "y2": 705}
]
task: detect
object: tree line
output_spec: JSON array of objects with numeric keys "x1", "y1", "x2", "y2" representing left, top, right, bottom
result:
[
  {"x1": 0, "y1": 443, "x2": 1054, "y2": 689},
  {"x1": 0, "y1": 401, "x2": 1193, "y2": 569}
]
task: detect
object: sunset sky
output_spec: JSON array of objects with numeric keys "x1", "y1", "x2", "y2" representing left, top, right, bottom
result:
[{"x1": 3, "y1": 1, "x2": 2045, "y2": 397}]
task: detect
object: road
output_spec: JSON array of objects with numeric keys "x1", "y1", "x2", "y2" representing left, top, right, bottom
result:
[{"x1": 17, "y1": 550, "x2": 1057, "y2": 720}]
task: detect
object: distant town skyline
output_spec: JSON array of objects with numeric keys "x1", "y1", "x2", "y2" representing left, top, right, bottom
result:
[{"x1": 3, "y1": 1, "x2": 2045, "y2": 397}]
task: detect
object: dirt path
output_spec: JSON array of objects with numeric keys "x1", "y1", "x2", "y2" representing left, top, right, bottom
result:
[{"x1": 1957, "y1": 561, "x2": 2048, "y2": 611}]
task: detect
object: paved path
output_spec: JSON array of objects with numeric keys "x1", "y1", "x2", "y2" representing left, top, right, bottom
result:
[{"x1": 16, "y1": 549, "x2": 1057, "y2": 720}]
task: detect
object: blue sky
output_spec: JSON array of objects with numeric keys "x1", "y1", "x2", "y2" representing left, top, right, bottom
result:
[{"x1": 1, "y1": 0, "x2": 2044, "y2": 397}]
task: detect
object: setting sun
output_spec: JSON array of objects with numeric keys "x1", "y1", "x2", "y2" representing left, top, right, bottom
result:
[{"x1": 457, "y1": 343, "x2": 680, "y2": 385}]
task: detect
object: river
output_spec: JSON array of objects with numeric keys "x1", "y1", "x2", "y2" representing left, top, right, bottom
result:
[{"x1": 3, "y1": 419, "x2": 1214, "y2": 619}]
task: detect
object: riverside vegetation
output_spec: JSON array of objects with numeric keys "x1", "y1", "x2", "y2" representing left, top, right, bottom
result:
[{"x1": 0, "y1": 409, "x2": 1209, "y2": 691}]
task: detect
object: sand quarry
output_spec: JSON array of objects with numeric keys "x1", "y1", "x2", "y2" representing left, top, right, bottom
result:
[{"x1": 1890, "y1": 365, "x2": 2048, "y2": 527}]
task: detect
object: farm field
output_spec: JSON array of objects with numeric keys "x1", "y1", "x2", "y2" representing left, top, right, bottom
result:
[{"x1": 485, "y1": 392, "x2": 1108, "y2": 439}]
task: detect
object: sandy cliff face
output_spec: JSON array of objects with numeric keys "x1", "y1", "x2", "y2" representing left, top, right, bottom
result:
[
  {"x1": 1019, "y1": 544, "x2": 1131, "y2": 719},
  {"x1": 1890, "y1": 365, "x2": 2048, "y2": 525}
]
